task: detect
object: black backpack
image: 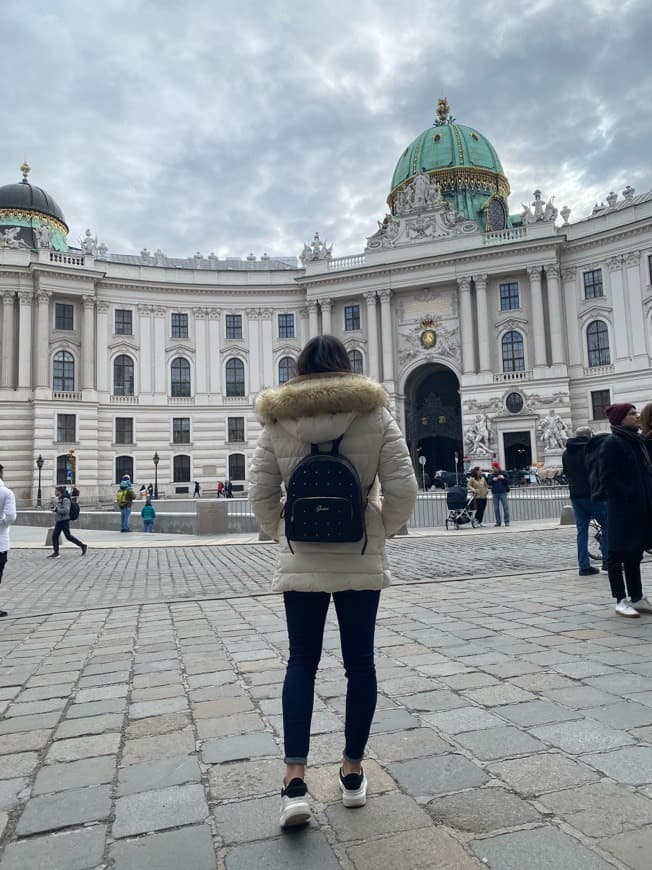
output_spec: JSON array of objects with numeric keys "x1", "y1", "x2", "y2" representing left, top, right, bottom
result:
[
  {"x1": 284, "y1": 435, "x2": 367, "y2": 554},
  {"x1": 69, "y1": 500, "x2": 80, "y2": 521}
]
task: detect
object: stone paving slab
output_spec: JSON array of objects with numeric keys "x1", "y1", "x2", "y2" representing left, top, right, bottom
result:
[
  {"x1": 1, "y1": 532, "x2": 652, "y2": 868},
  {"x1": 0, "y1": 826, "x2": 107, "y2": 870}
]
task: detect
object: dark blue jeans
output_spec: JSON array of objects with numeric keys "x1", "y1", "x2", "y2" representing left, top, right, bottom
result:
[
  {"x1": 282, "y1": 589, "x2": 380, "y2": 765},
  {"x1": 572, "y1": 498, "x2": 609, "y2": 569}
]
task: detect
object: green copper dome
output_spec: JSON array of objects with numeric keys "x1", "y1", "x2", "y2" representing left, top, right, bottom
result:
[{"x1": 388, "y1": 99, "x2": 511, "y2": 231}]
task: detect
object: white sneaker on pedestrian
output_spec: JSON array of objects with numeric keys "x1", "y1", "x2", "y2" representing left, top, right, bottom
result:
[
  {"x1": 630, "y1": 596, "x2": 652, "y2": 614},
  {"x1": 339, "y1": 768, "x2": 368, "y2": 807},
  {"x1": 615, "y1": 599, "x2": 640, "y2": 618},
  {"x1": 279, "y1": 778, "x2": 311, "y2": 828}
]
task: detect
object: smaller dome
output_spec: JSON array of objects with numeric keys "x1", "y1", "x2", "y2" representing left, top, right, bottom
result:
[{"x1": 0, "y1": 167, "x2": 67, "y2": 229}]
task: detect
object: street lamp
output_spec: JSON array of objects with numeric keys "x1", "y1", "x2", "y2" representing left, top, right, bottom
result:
[
  {"x1": 36, "y1": 454, "x2": 44, "y2": 508},
  {"x1": 153, "y1": 452, "x2": 160, "y2": 500}
]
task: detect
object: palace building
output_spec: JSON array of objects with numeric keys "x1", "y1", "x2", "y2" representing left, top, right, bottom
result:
[{"x1": 1, "y1": 99, "x2": 651, "y2": 503}]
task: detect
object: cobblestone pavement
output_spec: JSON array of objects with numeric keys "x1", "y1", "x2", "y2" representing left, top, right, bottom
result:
[
  {"x1": 0, "y1": 530, "x2": 651, "y2": 868},
  {"x1": 6, "y1": 526, "x2": 581, "y2": 617}
]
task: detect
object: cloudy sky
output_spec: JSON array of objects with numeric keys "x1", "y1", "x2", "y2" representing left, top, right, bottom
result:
[{"x1": 2, "y1": 0, "x2": 650, "y2": 260}]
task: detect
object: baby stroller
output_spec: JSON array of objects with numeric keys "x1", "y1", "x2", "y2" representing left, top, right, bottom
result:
[{"x1": 445, "y1": 486, "x2": 479, "y2": 530}]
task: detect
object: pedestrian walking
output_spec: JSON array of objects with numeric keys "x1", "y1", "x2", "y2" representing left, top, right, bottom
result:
[
  {"x1": 146, "y1": 483, "x2": 154, "y2": 498},
  {"x1": 489, "y1": 461, "x2": 510, "y2": 526},
  {"x1": 600, "y1": 403, "x2": 652, "y2": 618},
  {"x1": 585, "y1": 431, "x2": 610, "y2": 571},
  {"x1": 224, "y1": 480, "x2": 233, "y2": 498},
  {"x1": 141, "y1": 497, "x2": 156, "y2": 532},
  {"x1": 467, "y1": 467, "x2": 488, "y2": 526},
  {"x1": 249, "y1": 335, "x2": 417, "y2": 829},
  {"x1": 217, "y1": 480, "x2": 224, "y2": 498},
  {"x1": 0, "y1": 464, "x2": 17, "y2": 618},
  {"x1": 193, "y1": 480, "x2": 201, "y2": 498},
  {"x1": 562, "y1": 426, "x2": 602, "y2": 576},
  {"x1": 116, "y1": 475, "x2": 136, "y2": 532},
  {"x1": 48, "y1": 486, "x2": 87, "y2": 559}
]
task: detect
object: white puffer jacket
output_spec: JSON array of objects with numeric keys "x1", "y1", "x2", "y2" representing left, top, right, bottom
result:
[
  {"x1": 249, "y1": 372, "x2": 418, "y2": 593},
  {"x1": 0, "y1": 479, "x2": 17, "y2": 552}
]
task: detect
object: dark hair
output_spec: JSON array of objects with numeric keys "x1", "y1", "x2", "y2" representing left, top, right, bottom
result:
[
  {"x1": 640, "y1": 403, "x2": 652, "y2": 438},
  {"x1": 55, "y1": 486, "x2": 63, "y2": 496},
  {"x1": 471, "y1": 467, "x2": 482, "y2": 479},
  {"x1": 0, "y1": 464, "x2": 3, "y2": 477},
  {"x1": 296, "y1": 335, "x2": 352, "y2": 376}
]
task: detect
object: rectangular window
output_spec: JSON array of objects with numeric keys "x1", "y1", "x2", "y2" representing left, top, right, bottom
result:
[
  {"x1": 55, "y1": 303, "x2": 74, "y2": 331},
  {"x1": 56, "y1": 414, "x2": 76, "y2": 442},
  {"x1": 225, "y1": 314, "x2": 243, "y2": 339},
  {"x1": 172, "y1": 417, "x2": 191, "y2": 444},
  {"x1": 499, "y1": 282, "x2": 520, "y2": 311},
  {"x1": 173, "y1": 455, "x2": 191, "y2": 482},
  {"x1": 115, "y1": 417, "x2": 134, "y2": 444},
  {"x1": 227, "y1": 417, "x2": 245, "y2": 442},
  {"x1": 278, "y1": 313, "x2": 295, "y2": 338},
  {"x1": 115, "y1": 309, "x2": 133, "y2": 335},
  {"x1": 344, "y1": 304, "x2": 360, "y2": 331},
  {"x1": 228, "y1": 453, "x2": 246, "y2": 480},
  {"x1": 591, "y1": 389, "x2": 611, "y2": 421},
  {"x1": 583, "y1": 269, "x2": 604, "y2": 299},
  {"x1": 171, "y1": 312, "x2": 188, "y2": 338}
]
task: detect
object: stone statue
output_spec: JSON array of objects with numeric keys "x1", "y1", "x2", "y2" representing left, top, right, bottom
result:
[
  {"x1": 0, "y1": 227, "x2": 29, "y2": 249},
  {"x1": 539, "y1": 409, "x2": 568, "y2": 450},
  {"x1": 465, "y1": 413, "x2": 492, "y2": 455},
  {"x1": 521, "y1": 190, "x2": 558, "y2": 224},
  {"x1": 411, "y1": 172, "x2": 429, "y2": 209},
  {"x1": 300, "y1": 232, "x2": 333, "y2": 265},
  {"x1": 34, "y1": 224, "x2": 52, "y2": 248},
  {"x1": 80, "y1": 228, "x2": 98, "y2": 256}
]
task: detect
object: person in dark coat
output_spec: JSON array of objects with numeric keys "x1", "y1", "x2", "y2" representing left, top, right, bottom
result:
[
  {"x1": 599, "y1": 403, "x2": 652, "y2": 618},
  {"x1": 639, "y1": 402, "x2": 652, "y2": 464},
  {"x1": 562, "y1": 426, "x2": 601, "y2": 576},
  {"x1": 489, "y1": 461, "x2": 510, "y2": 526},
  {"x1": 584, "y1": 431, "x2": 610, "y2": 571}
]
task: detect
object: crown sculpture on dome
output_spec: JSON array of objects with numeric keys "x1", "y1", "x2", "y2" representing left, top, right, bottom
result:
[{"x1": 434, "y1": 97, "x2": 455, "y2": 126}]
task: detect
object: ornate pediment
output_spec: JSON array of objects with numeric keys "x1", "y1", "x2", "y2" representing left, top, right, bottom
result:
[{"x1": 495, "y1": 314, "x2": 528, "y2": 330}]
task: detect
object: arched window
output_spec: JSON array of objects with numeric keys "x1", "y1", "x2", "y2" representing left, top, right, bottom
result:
[
  {"x1": 173, "y1": 455, "x2": 191, "y2": 482},
  {"x1": 225, "y1": 358, "x2": 245, "y2": 397},
  {"x1": 53, "y1": 351, "x2": 75, "y2": 392},
  {"x1": 171, "y1": 357, "x2": 191, "y2": 397},
  {"x1": 587, "y1": 320, "x2": 611, "y2": 367},
  {"x1": 115, "y1": 456, "x2": 133, "y2": 484},
  {"x1": 278, "y1": 356, "x2": 297, "y2": 384},
  {"x1": 348, "y1": 349, "x2": 363, "y2": 374},
  {"x1": 501, "y1": 331, "x2": 525, "y2": 372},
  {"x1": 113, "y1": 355, "x2": 134, "y2": 396},
  {"x1": 229, "y1": 453, "x2": 245, "y2": 481},
  {"x1": 57, "y1": 454, "x2": 77, "y2": 486}
]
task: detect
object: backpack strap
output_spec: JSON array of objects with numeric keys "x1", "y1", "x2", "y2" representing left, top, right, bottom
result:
[{"x1": 310, "y1": 434, "x2": 344, "y2": 455}]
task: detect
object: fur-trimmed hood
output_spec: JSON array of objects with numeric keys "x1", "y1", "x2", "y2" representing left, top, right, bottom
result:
[{"x1": 256, "y1": 373, "x2": 390, "y2": 447}]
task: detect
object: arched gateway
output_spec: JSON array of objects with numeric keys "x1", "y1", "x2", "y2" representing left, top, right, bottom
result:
[{"x1": 404, "y1": 363, "x2": 464, "y2": 478}]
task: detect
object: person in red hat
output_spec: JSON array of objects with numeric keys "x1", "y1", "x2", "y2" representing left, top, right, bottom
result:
[
  {"x1": 489, "y1": 460, "x2": 511, "y2": 526},
  {"x1": 599, "y1": 403, "x2": 652, "y2": 617}
]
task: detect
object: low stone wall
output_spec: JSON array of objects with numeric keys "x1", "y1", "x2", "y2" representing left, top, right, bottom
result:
[{"x1": 15, "y1": 510, "x2": 197, "y2": 535}]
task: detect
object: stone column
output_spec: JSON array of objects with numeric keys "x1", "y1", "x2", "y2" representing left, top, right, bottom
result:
[
  {"x1": 208, "y1": 309, "x2": 221, "y2": 395},
  {"x1": 473, "y1": 273, "x2": 490, "y2": 372},
  {"x1": 1, "y1": 292, "x2": 15, "y2": 389},
  {"x1": 379, "y1": 290, "x2": 394, "y2": 386},
  {"x1": 193, "y1": 308, "x2": 208, "y2": 396},
  {"x1": 528, "y1": 266, "x2": 546, "y2": 367},
  {"x1": 247, "y1": 309, "x2": 261, "y2": 393},
  {"x1": 457, "y1": 277, "x2": 474, "y2": 374},
  {"x1": 260, "y1": 309, "x2": 274, "y2": 389},
  {"x1": 307, "y1": 300, "x2": 319, "y2": 337},
  {"x1": 81, "y1": 295, "x2": 96, "y2": 391},
  {"x1": 35, "y1": 290, "x2": 51, "y2": 388},
  {"x1": 298, "y1": 307, "x2": 309, "y2": 345},
  {"x1": 545, "y1": 264, "x2": 565, "y2": 364},
  {"x1": 153, "y1": 306, "x2": 167, "y2": 394},
  {"x1": 607, "y1": 256, "x2": 629, "y2": 360},
  {"x1": 319, "y1": 298, "x2": 332, "y2": 334},
  {"x1": 17, "y1": 291, "x2": 33, "y2": 389},
  {"x1": 364, "y1": 291, "x2": 379, "y2": 381},
  {"x1": 96, "y1": 302, "x2": 110, "y2": 393},
  {"x1": 562, "y1": 269, "x2": 582, "y2": 367},
  {"x1": 624, "y1": 251, "x2": 646, "y2": 357},
  {"x1": 137, "y1": 304, "x2": 152, "y2": 394}
]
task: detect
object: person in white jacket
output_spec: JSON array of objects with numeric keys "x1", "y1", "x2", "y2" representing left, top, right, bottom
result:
[
  {"x1": 249, "y1": 335, "x2": 417, "y2": 828},
  {"x1": 0, "y1": 464, "x2": 17, "y2": 618}
]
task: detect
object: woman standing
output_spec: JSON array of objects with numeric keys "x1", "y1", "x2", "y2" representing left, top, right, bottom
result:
[
  {"x1": 467, "y1": 467, "x2": 489, "y2": 526},
  {"x1": 249, "y1": 335, "x2": 417, "y2": 828},
  {"x1": 600, "y1": 403, "x2": 652, "y2": 617}
]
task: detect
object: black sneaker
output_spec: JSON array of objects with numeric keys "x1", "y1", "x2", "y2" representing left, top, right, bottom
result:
[
  {"x1": 602, "y1": 562, "x2": 608, "y2": 572},
  {"x1": 579, "y1": 566, "x2": 600, "y2": 575},
  {"x1": 47, "y1": 553, "x2": 60, "y2": 559},
  {"x1": 279, "y1": 778, "x2": 310, "y2": 828},
  {"x1": 81, "y1": 544, "x2": 88, "y2": 556},
  {"x1": 339, "y1": 767, "x2": 368, "y2": 807}
]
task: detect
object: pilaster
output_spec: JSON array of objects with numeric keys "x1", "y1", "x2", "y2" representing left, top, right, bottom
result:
[
  {"x1": 246, "y1": 309, "x2": 261, "y2": 393},
  {"x1": 153, "y1": 306, "x2": 166, "y2": 395},
  {"x1": 607, "y1": 256, "x2": 629, "y2": 360},
  {"x1": 17, "y1": 290, "x2": 33, "y2": 389},
  {"x1": 364, "y1": 291, "x2": 379, "y2": 381},
  {"x1": 379, "y1": 289, "x2": 394, "y2": 389},
  {"x1": 81, "y1": 295, "x2": 96, "y2": 392},
  {"x1": 527, "y1": 266, "x2": 546, "y2": 368},
  {"x1": 319, "y1": 298, "x2": 332, "y2": 334},
  {"x1": 2, "y1": 291, "x2": 15, "y2": 389},
  {"x1": 472, "y1": 273, "x2": 490, "y2": 372},
  {"x1": 307, "y1": 300, "x2": 319, "y2": 337},
  {"x1": 545, "y1": 264, "x2": 565, "y2": 364},
  {"x1": 260, "y1": 309, "x2": 274, "y2": 389},
  {"x1": 457, "y1": 277, "x2": 474, "y2": 374},
  {"x1": 207, "y1": 309, "x2": 221, "y2": 395}
]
